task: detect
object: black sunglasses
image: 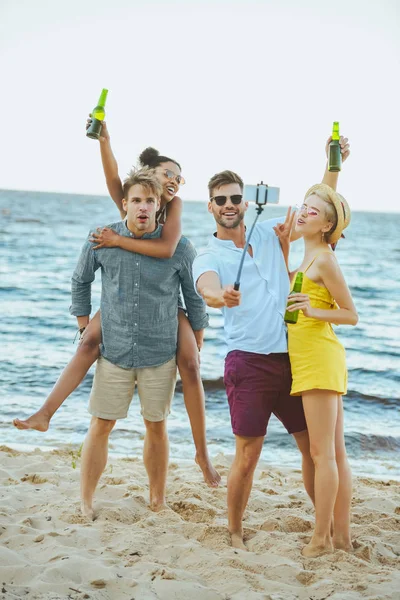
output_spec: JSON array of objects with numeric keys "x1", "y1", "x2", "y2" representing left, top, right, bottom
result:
[{"x1": 210, "y1": 194, "x2": 243, "y2": 206}]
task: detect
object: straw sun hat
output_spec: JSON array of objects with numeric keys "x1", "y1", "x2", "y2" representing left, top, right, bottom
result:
[{"x1": 304, "y1": 183, "x2": 351, "y2": 247}]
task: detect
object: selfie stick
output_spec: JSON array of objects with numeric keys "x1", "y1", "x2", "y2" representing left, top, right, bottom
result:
[{"x1": 233, "y1": 182, "x2": 269, "y2": 291}]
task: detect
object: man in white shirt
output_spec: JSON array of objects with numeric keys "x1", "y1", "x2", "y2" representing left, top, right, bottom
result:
[{"x1": 193, "y1": 148, "x2": 347, "y2": 550}]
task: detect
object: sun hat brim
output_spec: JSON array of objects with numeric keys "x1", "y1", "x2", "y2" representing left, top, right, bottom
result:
[{"x1": 304, "y1": 184, "x2": 351, "y2": 245}]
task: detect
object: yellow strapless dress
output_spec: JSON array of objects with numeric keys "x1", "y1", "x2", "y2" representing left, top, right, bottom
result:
[{"x1": 288, "y1": 266, "x2": 347, "y2": 396}]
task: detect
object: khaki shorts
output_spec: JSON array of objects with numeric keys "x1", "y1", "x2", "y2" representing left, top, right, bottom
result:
[{"x1": 89, "y1": 356, "x2": 177, "y2": 422}]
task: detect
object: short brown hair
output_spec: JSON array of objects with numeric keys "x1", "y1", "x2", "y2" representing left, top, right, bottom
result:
[
  {"x1": 122, "y1": 167, "x2": 163, "y2": 200},
  {"x1": 208, "y1": 170, "x2": 244, "y2": 198}
]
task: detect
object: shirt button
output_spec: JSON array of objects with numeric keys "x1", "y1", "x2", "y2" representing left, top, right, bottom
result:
[
  {"x1": 134, "y1": 323, "x2": 137, "y2": 326},
  {"x1": 136, "y1": 262, "x2": 139, "y2": 266},
  {"x1": 135, "y1": 283, "x2": 138, "y2": 286},
  {"x1": 135, "y1": 303, "x2": 137, "y2": 307},
  {"x1": 134, "y1": 342, "x2": 137, "y2": 346}
]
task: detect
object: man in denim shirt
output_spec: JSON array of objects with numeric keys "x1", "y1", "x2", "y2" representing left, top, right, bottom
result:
[{"x1": 70, "y1": 168, "x2": 208, "y2": 518}]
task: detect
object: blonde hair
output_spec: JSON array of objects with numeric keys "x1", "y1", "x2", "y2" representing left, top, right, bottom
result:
[
  {"x1": 122, "y1": 167, "x2": 163, "y2": 200},
  {"x1": 305, "y1": 184, "x2": 341, "y2": 240}
]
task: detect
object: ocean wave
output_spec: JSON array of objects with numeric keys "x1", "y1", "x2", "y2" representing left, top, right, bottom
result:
[
  {"x1": 348, "y1": 368, "x2": 400, "y2": 383},
  {"x1": 345, "y1": 432, "x2": 400, "y2": 452},
  {"x1": 346, "y1": 346, "x2": 400, "y2": 359},
  {"x1": 346, "y1": 389, "x2": 399, "y2": 406},
  {"x1": 15, "y1": 218, "x2": 44, "y2": 224},
  {"x1": 349, "y1": 286, "x2": 392, "y2": 298},
  {"x1": 178, "y1": 378, "x2": 400, "y2": 405},
  {"x1": 175, "y1": 378, "x2": 225, "y2": 393},
  {"x1": 0, "y1": 286, "x2": 32, "y2": 294}
]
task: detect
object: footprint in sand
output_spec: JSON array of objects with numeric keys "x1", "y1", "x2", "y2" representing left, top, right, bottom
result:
[
  {"x1": 96, "y1": 507, "x2": 142, "y2": 525},
  {"x1": 260, "y1": 518, "x2": 282, "y2": 532},
  {"x1": 261, "y1": 488, "x2": 279, "y2": 495},
  {"x1": 281, "y1": 516, "x2": 313, "y2": 533},
  {"x1": 296, "y1": 570, "x2": 317, "y2": 585},
  {"x1": 103, "y1": 476, "x2": 126, "y2": 485},
  {"x1": 60, "y1": 508, "x2": 93, "y2": 525},
  {"x1": 170, "y1": 500, "x2": 216, "y2": 523},
  {"x1": 288, "y1": 500, "x2": 304, "y2": 508},
  {"x1": 20, "y1": 474, "x2": 48, "y2": 484},
  {"x1": 150, "y1": 567, "x2": 177, "y2": 581},
  {"x1": 4, "y1": 477, "x2": 20, "y2": 486},
  {"x1": 197, "y1": 525, "x2": 231, "y2": 549},
  {"x1": 91, "y1": 579, "x2": 107, "y2": 588},
  {"x1": 353, "y1": 542, "x2": 372, "y2": 562},
  {"x1": 375, "y1": 516, "x2": 400, "y2": 531}
]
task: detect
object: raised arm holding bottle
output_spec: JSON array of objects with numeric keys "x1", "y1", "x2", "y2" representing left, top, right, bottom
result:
[
  {"x1": 13, "y1": 115, "x2": 220, "y2": 488},
  {"x1": 274, "y1": 131, "x2": 357, "y2": 559},
  {"x1": 274, "y1": 133, "x2": 350, "y2": 268}
]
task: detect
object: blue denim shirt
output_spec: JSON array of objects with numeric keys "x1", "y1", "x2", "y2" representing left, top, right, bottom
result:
[{"x1": 70, "y1": 221, "x2": 208, "y2": 369}]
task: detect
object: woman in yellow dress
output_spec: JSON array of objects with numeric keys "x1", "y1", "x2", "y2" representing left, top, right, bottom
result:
[{"x1": 285, "y1": 183, "x2": 358, "y2": 558}]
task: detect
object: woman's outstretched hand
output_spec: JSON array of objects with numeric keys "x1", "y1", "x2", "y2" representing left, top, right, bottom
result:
[
  {"x1": 325, "y1": 135, "x2": 350, "y2": 163},
  {"x1": 86, "y1": 113, "x2": 110, "y2": 143}
]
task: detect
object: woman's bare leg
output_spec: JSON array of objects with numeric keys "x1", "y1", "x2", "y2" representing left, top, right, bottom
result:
[
  {"x1": 333, "y1": 394, "x2": 353, "y2": 551},
  {"x1": 176, "y1": 311, "x2": 220, "y2": 487},
  {"x1": 302, "y1": 389, "x2": 339, "y2": 558},
  {"x1": 13, "y1": 312, "x2": 102, "y2": 432}
]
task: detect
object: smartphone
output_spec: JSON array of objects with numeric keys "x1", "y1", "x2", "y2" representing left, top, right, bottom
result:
[{"x1": 244, "y1": 184, "x2": 280, "y2": 205}]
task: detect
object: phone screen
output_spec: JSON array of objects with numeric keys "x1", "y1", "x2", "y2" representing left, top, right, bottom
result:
[{"x1": 243, "y1": 184, "x2": 280, "y2": 204}]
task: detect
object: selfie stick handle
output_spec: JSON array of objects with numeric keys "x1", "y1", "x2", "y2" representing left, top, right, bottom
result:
[{"x1": 233, "y1": 204, "x2": 264, "y2": 291}]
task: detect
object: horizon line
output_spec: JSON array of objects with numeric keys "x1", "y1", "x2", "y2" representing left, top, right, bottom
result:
[{"x1": 1, "y1": 187, "x2": 399, "y2": 215}]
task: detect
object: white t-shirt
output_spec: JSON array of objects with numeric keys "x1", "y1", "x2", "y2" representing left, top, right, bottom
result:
[{"x1": 192, "y1": 217, "x2": 289, "y2": 356}]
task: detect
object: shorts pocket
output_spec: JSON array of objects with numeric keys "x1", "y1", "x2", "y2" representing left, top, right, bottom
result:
[{"x1": 224, "y1": 352, "x2": 237, "y2": 387}]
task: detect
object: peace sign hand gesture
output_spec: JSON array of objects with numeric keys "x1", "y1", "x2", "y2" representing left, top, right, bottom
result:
[{"x1": 273, "y1": 207, "x2": 297, "y2": 270}]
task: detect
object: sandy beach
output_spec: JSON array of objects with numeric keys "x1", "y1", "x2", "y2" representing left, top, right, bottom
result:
[{"x1": 1, "y1": 446, "x2": 399, "y2": 599}]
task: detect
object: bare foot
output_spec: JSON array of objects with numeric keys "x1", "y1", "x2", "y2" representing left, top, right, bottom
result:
[
  {"x1": 150, "y1": 503, "x2": 169, "y2": 513},
  {"x1": 195, "y1": 454, "x2": 221, "y2": 488},
  {"x1": 13, "y1": 409, "x2": 51, "y2": 432},
  {"x1": 230, "y1": 532, "x2": 248, "y2": 551},
  {"x1": 333, "y1": 535, "x2": 353, "y2": 552},
  {"x1": 81, "y1": 502, "x2": 95, "y2": 521},
  {"x1": 302, "y1": 537, "x2": 333, "y2": 558},
  {"x1": 150, "y1": 498, "x2": 169, "y2": 512}
]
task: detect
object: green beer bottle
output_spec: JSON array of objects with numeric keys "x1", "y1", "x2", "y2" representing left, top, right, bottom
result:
[
  {"x1": 328, "y1": 121, "x2": 341, "y2": 172},
  {"x1": 284, "y1": 272, "x2": 304, "y2": 325},
  {"x1": 86, "y1": 88, "x2": 108, "y2": 140}
]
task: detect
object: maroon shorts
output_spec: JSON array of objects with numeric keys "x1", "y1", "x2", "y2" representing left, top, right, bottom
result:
[{"x1": 224, "y1": 350, "x2": 307, "y2": 438}]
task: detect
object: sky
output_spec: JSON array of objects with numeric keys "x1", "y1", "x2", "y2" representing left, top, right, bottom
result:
[{"x1": 1, "y1": 0, "x2": 399, "y2": 211}]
